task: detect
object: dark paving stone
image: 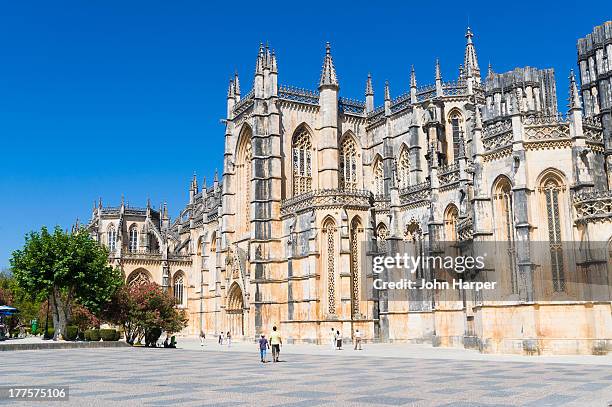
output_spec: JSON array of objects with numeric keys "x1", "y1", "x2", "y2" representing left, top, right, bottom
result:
[
  {"x1": 214, "y1": 386, "x2": 270, "y2": 394},
  {"x1": 523, "y1": 394, "x2": 578, "y2": 406},
  {"x1": 349, "y1": 395, "x2": 422, "y2": 405},
  {"x1": 573, "y1": 382, "x2": 610, "y2": 391},
  {"x1": 279, "y1": 391, "x2": 336, "y2": 399}
]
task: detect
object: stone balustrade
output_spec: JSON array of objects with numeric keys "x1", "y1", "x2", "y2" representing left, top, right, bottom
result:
[{"x1": 281, "y1": 188, "x2": 372, "y2": 216}]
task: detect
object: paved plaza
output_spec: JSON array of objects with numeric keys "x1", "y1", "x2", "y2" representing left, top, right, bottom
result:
[{"x1": 1, "y1": 340, "x2": 611, "y2": 406}]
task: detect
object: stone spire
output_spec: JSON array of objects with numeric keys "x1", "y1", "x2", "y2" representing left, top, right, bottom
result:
[
  {"x1": 410, "y1": 65, "x2": 417, "y2": 103},
  {"x1": 463, "y1": 27, "x2": 481, "y2": 81},
  {"x1": 435, "y1": 59, "x2": 443, "y2": 97},
  {"x1": 569, "y1": 69, "x2": 582, "y2": 110},
  {"x1": 255, "y1": 43, "x2": 265, "y2": 75},
  {"x1": 270, "y1": 51, "x2": 277, "y2": 73},
  {"x1": 365, "y1": 73, "x2": 374, "y2": 113},
  {"x1": 191, "y1": 172, "x2": 198, "y2": 192},
  {"x1": 319, "y1": 42, "x2": 338, "y2": 89},
  {"x1": 227, "y1": 78, "x2": 235, "y2": 99},
  {"x1": 384, "y1": 80, "x2": 391, "y2": 101},
  {"x1": 233, "y1": 71, "x2": 241, "y2": 99},
  {"x1": 365, "y1": 73, "x2": 373, "y2": 96},
  {"x1": 487, "y1": 62, "x2": 494, "y2": 79}
]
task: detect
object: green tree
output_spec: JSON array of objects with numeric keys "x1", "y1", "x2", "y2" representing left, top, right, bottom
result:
[
  {"x1": 10, "y1": 226, "x2": 122, "y2": 340},
  {"x1": 103, "y1": 282, "x2": 188, "y2": 345}
]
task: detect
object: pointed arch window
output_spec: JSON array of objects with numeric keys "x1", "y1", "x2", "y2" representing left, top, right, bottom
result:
[
  {"x1": 236, "y1": 132, "x2": 252, "y2": 235},
  {"x1": 444, "y1": 205, "x2": 459, "y2": 242},
  {"x1": 373, "y1": 158, "x2": 384, "y2": 196},
  {"x1": 129, "y1": 226, "x2": 138, "y2": 252},
  {"x1": 107, "y1": 226, "x2": 116, "y2": 252},
  {"x1": 449, "y1": 112, "x2": 464, "y2": 162},
  {"x1": 397, "y1": 147, "x2": 410, "y2": 190},
  {"x1": 340, "y1": 137, "x2": 357, "y2": 190},
  {"x1": 376, "y1": 223, "x2": 389, "y2": 253},
  {"x1": 404, "y1": 222, "x2": 424, "y2": 279},
  {"x1": 349, "y1": 217, "x2": 362, "y2": 316},
  {"x1": 292, "y1": 129, "x2": 312, "y2": 196},
  {"x1": 174, "y1": 273, "x2": 185, "y2": 305},
  {"x1": 323, "y1": 219, "x2": 337, "y2": 315},
  {"x1": 542, "y1": 178, "x2": 565, "y2": 292},
  {"x1": 493, "y1": 178, "x2": 518, "y2": 293}
]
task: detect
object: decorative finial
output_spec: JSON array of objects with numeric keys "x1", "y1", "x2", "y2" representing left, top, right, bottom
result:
[
  {"x1": 319, "y1": 42, "x2": 338, "y2": 88},
  {"x1": 569, "y1": 69, "x2": 582, "y2": 109},
  {"x1": 365, "y1": 73, "x2": 373, "y2": 96},
  {"x1": 233, "y1": 71, "x2": 240, "y2": 96},
  {"x1": 435, "y1": 59, "x2": 441, "y2": 81},
  {"x1": 410, "y1": 65, "x2": 417, "y2": 88},
  {"x1": 384, "y1": 80, "x2": 391, "y2": 101}
]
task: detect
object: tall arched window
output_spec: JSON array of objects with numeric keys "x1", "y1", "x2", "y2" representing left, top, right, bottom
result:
[
  {"x1": 541, "y1": 176, "x2": 565, "y2": 292},
  {"x1": 396, "y1": 146, "x2": 410, "y2": 190},
  {"x1": 236, "y1": 130, "x2": 252, "y2": 235},
  {"x1": 107, "y1": 225, "x2": 116, "y2": 252},
  {"x1": 349, "y1": 217, "x2": 362, "y2": 316},
  {"x1": 373, "y1": 157, "x2": 384, "y2": 196},
  {"x1": 444, "y1": 204, "x2": 459, "y2": 242},
  {"x1": 376, "y1": 223, "x2": 389, "y2": 253},
  {"x1": 449, "y1": 111, "x2": 463, "y2": 162},
  {"x1": 323, "y1": 218, "x2": 337, "y2": 315},
  {"x1": 174, "y1": 273, "x2": 185, "y2": 305},
  {"x1": 292, "y1": 128, "x2": 312, "y2": 196},
  {"x1": 404, "y1": 221, "x2": 424, "y2": 279},
  {"x1": 129, "y1": 226, "x2": 138, "y2": 252},
  {"x1": 339, "y1": 136, "x2": 358, "y2": 190},
  {"x1": 493, "y1": 177, "x2": 518, "y2": 293}
]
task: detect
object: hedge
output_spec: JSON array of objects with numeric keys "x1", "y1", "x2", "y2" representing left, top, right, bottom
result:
[
  {"x1": 100, "y1": 329, "x2": 120, "y2": 341},
  {"x1": 44, "y1": 328, "x2": 55, "y2": 339},
  {"x1": 85, "y1": 329, "x2": 101, "y2": 342},
  {"x1": 65, "y1": 326, "x2": 78, "y2": 341}
]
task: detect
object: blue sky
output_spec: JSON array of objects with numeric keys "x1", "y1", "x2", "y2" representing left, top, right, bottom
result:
[{"x1": 0, "y1": 1, "x2": 609, "y2": 268}]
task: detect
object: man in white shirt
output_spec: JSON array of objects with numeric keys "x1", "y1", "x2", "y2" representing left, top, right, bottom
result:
[{"x1": 354, "y1": 329, "x2": 363, "y2": 350}]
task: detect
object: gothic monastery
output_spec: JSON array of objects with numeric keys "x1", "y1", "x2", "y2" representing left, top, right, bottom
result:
[{"x1": 87, "y1": 22, "x2": 612, "y2": 355}]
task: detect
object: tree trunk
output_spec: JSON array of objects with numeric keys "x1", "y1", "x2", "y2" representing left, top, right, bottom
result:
[{"x1": 52, "y1": 286, "x2": 69, "y2": 340}]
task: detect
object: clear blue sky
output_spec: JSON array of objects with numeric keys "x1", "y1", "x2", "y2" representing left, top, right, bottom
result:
[{"x1": 0, "y1": 1, "x2": 609, "y2": 268}]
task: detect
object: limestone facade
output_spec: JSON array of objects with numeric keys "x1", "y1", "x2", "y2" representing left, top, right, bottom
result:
[{"x1": 87, "y1": 22, "x2": 612, "y2": 355}]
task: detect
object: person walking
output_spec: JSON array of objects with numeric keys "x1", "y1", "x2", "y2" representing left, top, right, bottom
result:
[
  {"x1": 354, "y1": 329, "x2": 362, "y2": 350},
  {"x1": 226, "y1": 331, "x2": 232, "y2": 348},
  {"x1": 270, "y1": 326, "x2": 282, "y2": 362},
  {"x1": 258, "y1": 334, "x2": 269, "y2": 363},
  {"x1": 218, "y1": 332, "x2": 224, "y2": 345},
  {"x1": 200, "y1": 330, "x2": 206, "y2": 346},
  {"x1": 335, "y1": 330, "x2": 342, "y2": 350},
  {"x1": 329, "y1": 328, "x2": 336, "y2": 350}
]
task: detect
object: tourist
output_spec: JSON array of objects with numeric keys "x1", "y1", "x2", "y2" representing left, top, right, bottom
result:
[
  {"x1": 200, "y1": 330, "x2": 206, "y2": 346},
  {"x1": 258, "y1": 334, "x2": 269, "y2": 363},
  {"x1": 335, "y1": 330, "x2": 342, "y2": 350},
  {"x1": 354, "y1": 329, "x2": 362, "y2": 350},
  {"x1": 330, "y1": 327, "x2": 335, "y2": 350},
  {"x1": 270, "y1": 326, "x2": 282, "y2": 362},
  {"x1": 218, "y1": 332, "x2": 224, "y2": 345},
  {"x1": 226, "y1": 331, "x2": 232, "y2": 348}
]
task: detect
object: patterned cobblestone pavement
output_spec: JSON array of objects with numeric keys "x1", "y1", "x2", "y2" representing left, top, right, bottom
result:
[{"x1": 1, "y1": 344, "x2": 611, "y2": 406}]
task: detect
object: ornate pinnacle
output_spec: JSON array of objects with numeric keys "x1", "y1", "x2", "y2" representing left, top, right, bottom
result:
[
  {"x1": 435, "y1": 59, "x2": 441, "y2": 81},
  {"x1": 270, "y1": 51, "x2": 277, "y2": 73},
  {"x1": 233, "y1": 71, "x2": 240, "y2": 96},
  {"x1": 255, "y1": 43, "x2": 265, "y2": 75},
  {"x1": 410, "y1": 65, "x2": 417, "y2": 88},
  {"x1": 463, "y1": 26, "x2": 481, "y2": 80},
  {"x1": 365, "y1": 73, "x2": 373, "y2": 96},
  {"x1": 384, "y1": 80, "x2": 391, "y2": 101},
  {"x1": 487, "y1": 62, "x2": 494, "y2": 78},
  {"x1": 319, "y1": 42, "x2": 338, "y2": 89},
  {"x1": 569, "y1": 69, "x2": 582, "y2": 109},
  {"x1": 227, "y1": 78, "x2": 235, "y2": 98}
]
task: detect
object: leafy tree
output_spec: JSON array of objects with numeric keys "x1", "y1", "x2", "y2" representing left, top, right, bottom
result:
[
  {"x1": 103, "y1": 282, "x2": 188, "y2": 345},
  {"x1": 10, "y1": 226, "x2": 123, "y2": 340}
]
